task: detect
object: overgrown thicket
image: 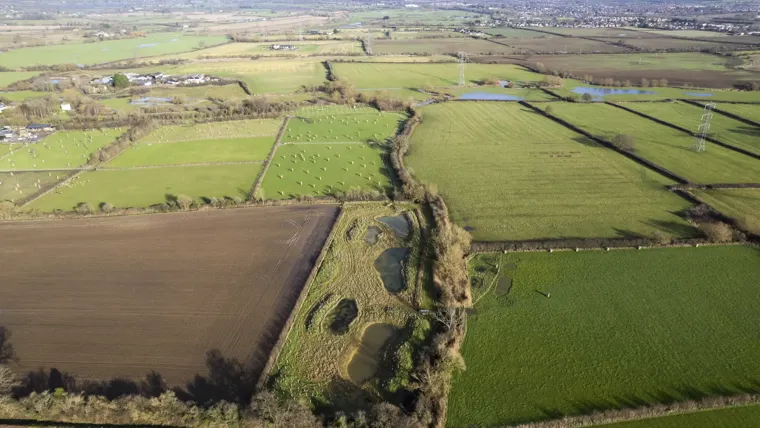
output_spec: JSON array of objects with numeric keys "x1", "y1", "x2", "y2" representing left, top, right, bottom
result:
[
  {"x1": 87, "y1": 119, "x2": 156, "y2": 165},
  {"x1": 305, "y1": 77, "x2": 410, "y2": 112}
]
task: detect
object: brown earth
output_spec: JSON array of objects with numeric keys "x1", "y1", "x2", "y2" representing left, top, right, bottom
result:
[{"x1": 0, "y1": 205, "x2": 338, "y2": 392}]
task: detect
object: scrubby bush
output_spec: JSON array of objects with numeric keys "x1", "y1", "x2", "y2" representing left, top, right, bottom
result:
[
  {"x1": 611, "y1": 134, "x2": 635, "y2": 152},
  {"x1": 650, "y1": 230, "x2": 672, "y2": 245},
  {"x1": 99, "y1": 202, "x2": 114, "y2": 213},
  {"x1": 74, "y1": 202, "x2": 92, "y2": 215},
  {"x1": 699, "y1": 221, "x2": 733, "y2": 243},
  {"x1": 112, "y1": 73, "x2": 130, "y2": 89}
]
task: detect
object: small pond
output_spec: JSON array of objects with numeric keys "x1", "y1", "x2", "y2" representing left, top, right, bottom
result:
[
  {"x1": 328, "y1": 298, "x2": 358, "y2": 335},
  {"x1": 378, "y1": 214, "x2": 410, "y2": 238},
  {"x1": 683, "y1": 92, "x2": 713, "y2": 97},
  {"x1": 458, "y1": 92, "x2": 523, "y2": 101},
  {"x1": 347, "y1": 323, "x2": 396, "y2": 384},
  {"x1": 137, "y1": 43, "x2": 159, "y2": 48},
  {"x1": 571, "y1": 87, "x2": 656, "y2": 99},
  {"x1": 374, "y1": 248, "x2": 408, "y2": 293},
  {"x1": 131, "y1": 97, "x2": 173, "y2": 106},
  {"x1": 495, "y1": 275, "x2": 513, "y2": 297},
  {"x1": 364, "y1": 226, "x2": 382, "y2": 245}
]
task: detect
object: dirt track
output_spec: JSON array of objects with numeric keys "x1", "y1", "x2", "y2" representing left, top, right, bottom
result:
[{"x1": 0, "y1": 205, "x2": 338, "y2": 388}]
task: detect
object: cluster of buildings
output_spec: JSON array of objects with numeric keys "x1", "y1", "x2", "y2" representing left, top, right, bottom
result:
[
  {"x1": 90, "y1": 73, "x2": 221, "y2": 87},
  {"x1": 270, "y1": 44, "x2": 299, "y2": 51},
  {"x1": 0, "y1": 125, "x2": 55, "y2": 143}
]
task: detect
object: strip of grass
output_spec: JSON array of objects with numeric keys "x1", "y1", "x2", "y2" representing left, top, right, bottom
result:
[
  {"x1": 272, "y1": 203, "x2": 425, "y2": 410},
  {"x1": 261, "y1": 143, "x2": 391, "y2": 200},
  {"x1": 106, "y1": 137, "x2": 275, "y2": 167},
  {"x1": 332, "y1": 63, "x2": 543, "y2": 89},
  {"x1": 0, "y1": 90, "x2": 52, "y2": 101},
  {"x1": 450, "y1": 246, "x2": 760, "y2": 427},
  {"x1": 372, "y1": 37, "x2": 516, "y2": 55},
  {"x1": 284, "y1": 111, "x2": 405, "y2": 143},
  {"x1": 0, "y1": 71, "x2": 40, "y2": 88},
  {"x1": 406, "y1": 102, "x2": 695, "y2": 241},
  {"x1": 546, "y1": 102, "x2": 760, "y2": 183},
  {"x1": 692, "y1": 188, "x2": 760, "y2": 232},
  {"x1": 0, "y1": 171, "x2": 61, "y2": 204},
  {"x1": 1, "y1": 129, "x2": 125, "y2": 170},
  {"x1": 191, "y1": 40, "x2": 364, "y2": 56},
  {"x1": 26, "y1": 164, "x2": 258, "y2": 211},
  {"x1": 596, "y1": 404, "x2": 760, "y2": 428},
  {"x1": 443, "y1": 86, "x2": 557, "y2": 100},
  {"x1": 141, "y1": 119, "x2": 282, "y2": 143},
  {"x1": 713, "y1": 103, "x2": 760, "y2": 124},
  {"x1": 622, "y1": 101, "x2": 760, "y2": 156}
]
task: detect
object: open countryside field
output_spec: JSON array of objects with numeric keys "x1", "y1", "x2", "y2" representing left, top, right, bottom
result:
[
  {"x1": 0, "y1": 33, "x2": 228, "y2": 68},
  {"x1": 449, "y1": 246, "x2": 760, "y2": 427},
  {"x1": 444, "y1": 86, "x2": 556, "y2": 100},
  {"x1": 713, "y1": 103, "x2": 760, "y2": 124},
  {"x1": 107, "y1": 137, "x2": 274, "y2": 167},
  {"x1": 545, "y1": 102, "x2": 760, "y2": 183},
  {"x1": 0, "y1": 71, "x2": 40, "y2": 88},
  {"x1": 261, "y1": 143, "x2": 391, "y2": 199},
  {"x1": 0, "y1": 206, "x2": 338, "y2": 387},
  {"x1": 551, "y1": 80, "x2": 760, "y2": 102},
  {"x1": 372, "y1": 37, "x2": 516, "y2": 55},
  {"x1": 597, "y1": 404, "x2": 760, "y2": 428},
  {"x1": 333, "y1": 62, "x2": 542, "y2": 88},
  {"x1": 0, "y1": 171, "x2": 62, "y2": 204},
  {"x1": 539, "y1": 27, "x2": 657, "y2": 38},
  {"x1": 600, "y1": 37, "x2": 749, "y2": 51},
  {"x1": 283, "y1": 111, "x2": 405, "y2": 143},
  {"x1": 691, "y1": 188, "x2": 760, "y2": 233},
  {"x1": 141, "y1": 119, "x2": 282, "y2": 143},
  {"x1": 1, "y1": 129, "x2": 125, "y2": 171},
  {"x1": 406, "y1": 102, "x2": 694, "y2": 241},
  {"x1": 486, "y1": 27, "x2": 548, "y2": 38},
  {"x1": 623, "y1": 101, "x2": 760, "y2": 155},
  {"x1": 27, "y1": 163, "x2": 260, "y2": 211},
  {"x1": 189, "y1": 40, "x2": 364, "y2": 57},
  {"x1": 502, "y1": 36, "x2": 631, "y2": 53}
]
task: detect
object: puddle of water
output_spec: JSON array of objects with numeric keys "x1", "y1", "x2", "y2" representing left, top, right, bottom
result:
[
  {"x1": 683, "y1": 92, "x2": 713, "y2": 97},
  {"x1": 572, "y1": 87, "x2": 656, "y2": 100},
  {"x1": 374, "y1": 248, "x2": 408, "y2": 293},
  {"x1": 378, "y1": 215, "x2": 410, "y2": 238},
  {"x1": 131, "y1": 97, "x2": 173, "y2": 105},
  {"x1": 328, "y1": 299, "x2": 358, "y2": 335},
  {"x1": 495, "y1": 276, "x2": 513, "y2": 296},
  {"x1": 347, "y1": 323, "x2": 396, "y2": 384},
  {"x1": 137, "y1": 43, "x2": 160, "y2": 48},
  {"x1": 459, "y1": 92, "x2": 523, "y2": 101},
  {"x1": 364, "y1": 225, "x2": 382, "y2": 245}
]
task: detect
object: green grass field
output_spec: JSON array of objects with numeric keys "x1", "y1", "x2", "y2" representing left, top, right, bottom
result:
[
  {"x1": 106, "y1": 137, "x2": 274, "y2": 167},
  {"x1": 0, "y1": 129, "x2": 125, "y2": 170},
  {"x1": 284, "y1": 111, "x2": 405, "y2": 143},
  {"x1": 539, "y1": 53, "x2": 732, "y2": 71},
  {"x1": 597, "y1": 404, "x2": 760, "y2": 427},
  {"x1": 0, "y1": 71, "x2": 40, "y2": 88},
  {"x1": 443, "y1": 86, "x2": 557, "y2": 100},
  {"x1": 406, "y1": 102, "x2": 695, "y2": 241},
  {"x1": 0, "y1": 90, "x2": 52, "y2": 102},
  {"x1": 0, "y1": 33, "x2": 228, "y2": 68},
  {"x1": 551, "y1": 79, "x2": 760, "y2": 102},
  {"x1": 358, "y1": 88, "x2": 431, "y2": 102},
  {"x1": 332, "y1": 63, "x2": 543, "y2": 89},
  {"x1": 691, "y1": 188, "x2": 760, "y2": 232},
  {"x1": 27, "y1": 163, "x2": 258, "y2": 211},
  {"x1": 449, "y1": 246, "x2": 760, "y2": 427},
  {"x1": 372, "y1": 37, "x2": 515, "y2": 55},
  {"x1": 545, "y1": 102, "x2": 760, "y2": 183},
  {"x1": 485, "y1": 27, "x2": 546, "y2": 38},
  {"x1": 261, "y1": 143, "x2": 391, "y2": 199},
  {"x1": 0, "y1": 170, "x2": 62, "y2": 204},
  {"x1": 141, "y1": 119, "x2": 282, "y2": 143},
  {"x1": 622, "y1": 101, "x2": 760, "y2": 156},
  {"x1": 189, "y1": 41, "x2": 364, "y2": 56},
  {"x1": 713, "y1": 103, "x2": 760, "y2": 124}
]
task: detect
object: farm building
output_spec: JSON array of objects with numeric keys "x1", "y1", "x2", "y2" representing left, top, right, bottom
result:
[
  {"x1": 270, "y1": 44, "x2": 298, "y2": 51},
  {"x1": 26, "y1": 124, "x2": 55, "y2": 132}
]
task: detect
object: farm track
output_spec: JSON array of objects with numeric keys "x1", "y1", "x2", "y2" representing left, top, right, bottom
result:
[{"x1": 0, "y1": 205, "x2": 338, "y2": 387}]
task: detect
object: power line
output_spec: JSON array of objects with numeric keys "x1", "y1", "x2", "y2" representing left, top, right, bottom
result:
[
  {"x1": 458, "y1": 52, "x2": 467, "y2": 86},
  {"x1": 693, "y1": 102, "x2": 716, "y2": 153}
]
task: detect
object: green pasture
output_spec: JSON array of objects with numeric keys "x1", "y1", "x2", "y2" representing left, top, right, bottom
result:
[
  {"x1": 106, "y1": 137, "x2": 275, "y2": 167},
  {"x1": 597, "y1": 404, "x2": 760, "y2": 428},
  {"x1": 537, "y1": 52, "x2": 732, "y2": 71},
  {"x1": 372, "y1": 37, "x2": 514, "y2": 55},
  {"x1": 0, "y1": 33, "x2": 228, "y2": 68},
  {"x1": 553, "y1": 79, "x2": 760, "y2": 102},
  {"x1": 443, "y1": 86, "x2": 557, "y2": 100},
  {"x1": 358, "y1": 88, "x2": 430, "y2": 102},
  {"x1": 0, "y1": 171, "x2": 61, "y2": 204},
  {"x1": 98, "y1": 97, "x2": 137, "y2": 112},
  {"x1": 388, "y1": 31, "x2": 467, "y2": 39},
  {"x1": 485, "y1": 27, "x2": 546, "y2": 38},
  {"x1": 505, "y1": 36, "x2": 631, "y2": 54},
  {"x1": 1, "y1": 129, "x2": 125, "y2": 170},
  {"x1": 635, "y1": 29, "x2": 728, "y2": 38},
  {"x1": 344, "y1": 9, "x2": 484, "y2": 26},
  {"x1": 332, "y1": 62, "x2": 542, "y2": 89},
  {"x1": 141, "y1": 119, "x2": 282, "y2": 143},
  {"x1": 284, "y1": 111, "x2": 405, "y2": 143},
  {"x1": 261, "y1": 143, "x2": 391, "y2": 199},
  {"x1": 294, "y1": 104, "x2": 380, "y2": 117},
  {"x1": 713, "y1": 103, "x2": 760, "y2": 124},
  {"x1": 142, "y1": 83, "x2": 247, "y2": 100},
  {"x1": 191, "y1": 41, "x2": 364, "y2": 56},
  {"x1": 622, "y1": 101, "x2": 760, "y2": 156},
  {"x1": 692, "y1": 188, "x2": 760, "y2": 232},
  {"x1": 406, "y1": 102, "x2": 694, "y2": 241},
  {"x1": 0, "y1": 90, "x2": 51, "y2": 102},
  {"x1": 546, "y1": 102, "x2": 760, "y2": 183},
  {"x1": 450, "y1": 246, "x2": 760, "y2": 427},
  {"x1": 27, "y1": 163, "x2": 259, "y2": 211},
  {"x1": 542, "y1": 27, "x2": 655, "y2": 38},
  {"x1": 0, "y1": 71, "x2": 40, "y2": 88}
]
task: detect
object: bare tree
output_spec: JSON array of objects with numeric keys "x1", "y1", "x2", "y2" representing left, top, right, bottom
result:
[
  {"x1": 700, "y1": 221, "x2": 733, "y2": 243},
  {"x1": 0, "y1": 365, "x2": 19, "y2": 395}
]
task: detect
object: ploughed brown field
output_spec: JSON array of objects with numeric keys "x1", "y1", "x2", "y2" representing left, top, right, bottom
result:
[{"x1": 0, "y1": 205, "x2": 338, "y2": 389}]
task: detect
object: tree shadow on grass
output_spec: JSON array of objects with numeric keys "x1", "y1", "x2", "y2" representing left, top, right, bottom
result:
[{"x1": 643, "y1": 219, "x2": 698, "y2": 237}]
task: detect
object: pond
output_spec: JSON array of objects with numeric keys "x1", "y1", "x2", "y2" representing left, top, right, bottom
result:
[
  {"x1": 374, "y1": 248, "x2": 408, "y2": 293},
  {"x1": 364, "y1": 225, "x2": 382, "y2": 245},
  {"x1": 137, "y1": 43, "x2": 159, "y2": 48},
  {"x1": 328, "y1": 298, "x2": 358, "y2": 335},
  {"x1": 378, "y1": 214, "x2": 410, "y2": 238},
  {"x1": 571, "y1": 87, "x2": 656, "y2": 100},
  {"x1": 131, "y1": 97, "x2": 173, "y2": 106},
  {"x1": 458, "y1": 92, "x2": 523, "y2": 101},
  {"x1": 347, "y1": 323, "x2": 396, "y2": 384},
  {"x1": 683, "y1": 92, "x2": 713, "y2": 97}
]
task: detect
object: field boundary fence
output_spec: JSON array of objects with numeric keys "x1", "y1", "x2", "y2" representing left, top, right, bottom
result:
[
  {"x1": 250, "y1": 116, "x2": 291, "y2": 200},
  {"x1": 254, "y1": 206, "x2": 344, "y2": 390},
  {"x1": 471, "y1": 237, "x2": 708, "y2": 253},
  {"x1": 669, "y1": 182, "x2": 760, "y2": 190},
  {"x1": 520, "y1": 101, "x2": 691, "y2": 184},
  {"x1": 680, "y1": 98, "x2": 760, "y2": 127},
  {"x1": 608, "y1": 101, "x2": 760, "y2": 161},
  {"x1": 19, "y1": 169, "x2": 86, "y2": 209}
]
